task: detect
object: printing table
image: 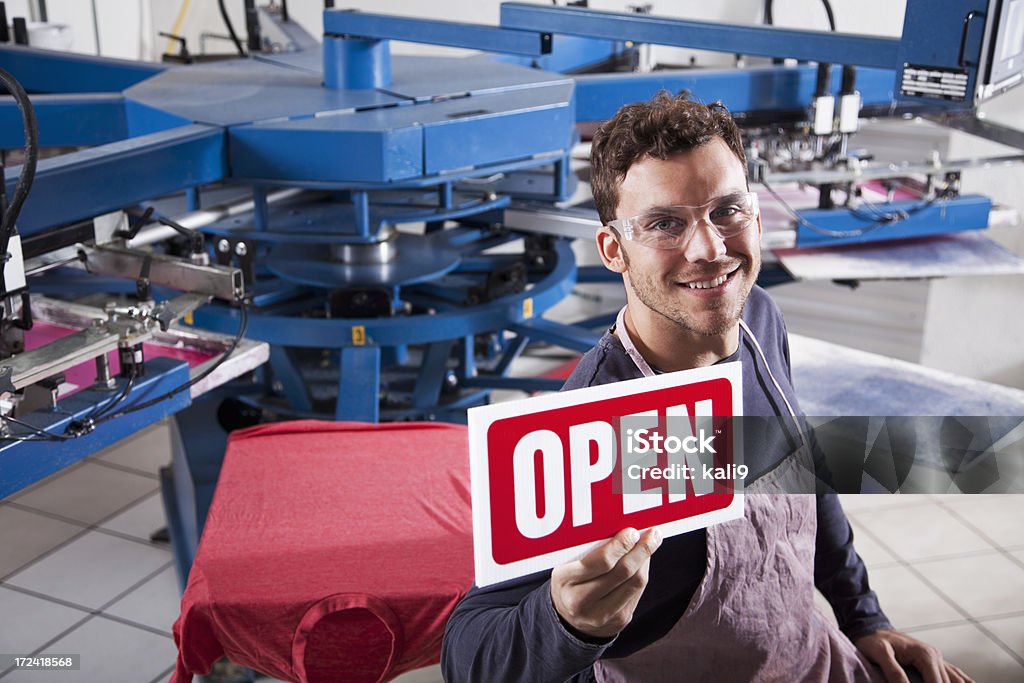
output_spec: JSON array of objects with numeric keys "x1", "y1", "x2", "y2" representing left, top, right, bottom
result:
[{"x1": 171, "y1": 420, "x2": 473, "y2": 683}]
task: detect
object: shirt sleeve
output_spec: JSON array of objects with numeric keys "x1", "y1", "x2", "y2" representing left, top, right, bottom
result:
[
  {"x1": 441, "y1": 573, "x2": 611, "y2": 683},
  {"x1": 814, "y1": 493, "x2": 893, "y2": 641}
]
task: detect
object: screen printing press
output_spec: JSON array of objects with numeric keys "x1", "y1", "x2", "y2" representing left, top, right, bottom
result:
[{"x1": 1, "y1": 2, "x2": 1024, "y2": 680}]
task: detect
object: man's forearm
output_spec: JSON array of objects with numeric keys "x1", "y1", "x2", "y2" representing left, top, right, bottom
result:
[
  {"x1": 442, "y1": 579, "x2": 609, "y2": 683},
  {"x1": 814, "y1": 493, "x2": 892, "y2": 640}
]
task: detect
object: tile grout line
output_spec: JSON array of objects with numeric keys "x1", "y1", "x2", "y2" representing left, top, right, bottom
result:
[
  {"x1": 1, "y1": 462, "x2": 88, "y2": 504},
  {"x1": 855, "y1": 515, "x2": 1024, "y2": 668},
  {"x1": 0, "y1": 559, "x2": 176, "y2": 639},
  {"x1": 148, "y1": 663, "x2": 177, "y2": 683},
  {"x1": 1, "y1": 488, "x2": 169, "y2": 581},
  {"x1": 969, "y1": 619, "x2": 1024, "y2": 669},
  {"x1": 901, "y1": 617, "x2": 984, "y2": 635},
  {"x1": 929, "y1": 500, "x2": 1024, "y2": 666},
  {"x1": 0, "y1": 611, "x2": 96, "y2": 681},
  {"x1": 88, "y1": 457, "x2": 163, "y2": 480},
  {"x1": 932, "y1": 497, "x2": 1024, "y2": 571},
  {"x1": 94, "y1": 611, "x2": 175, "y2": 640},
  {"x1": 903, "y1": 609, "x2": 1024, "y2": 633},
  {"x1": 0, "y1": 522, "x2": 94, "y2": 584},
  {"x1": 852, "y1": 521, "x2": 978, "y2": 619},
  {"x1": 0, "y1": 562, "x2": 177, "y2": 681},
  {"x1": 842, "y1": 497, "x2": 938, "y2": 516}
]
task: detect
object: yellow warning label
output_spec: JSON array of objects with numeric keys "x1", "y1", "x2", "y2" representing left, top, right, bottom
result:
[
  {"x1": 184, "y1": 312, "x2": 194, "y2": 326},
  {"x1": 523, "y1": 298, "x2": 534, "y2": 319},
  {"x1": 352, "y1": 325, "x2": 366, "y2": 346}
]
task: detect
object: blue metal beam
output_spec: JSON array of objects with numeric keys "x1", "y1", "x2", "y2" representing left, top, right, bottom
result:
[
  {"x1": 495, "y1": 35, "x2": 626, "y2": 73},
  {"x1": 461, "y1": 375, "x2": 566, "y2": 392},
  {"x1": 0, "y1": 357, "x2": 190, "y2": 499},
  {"x1": 499, "y1": 2, "x2": 901, "y2": 70},
  {"x1": 0, "y1": 93, "x2": 127, "y2": 148},
  {"x1": 323, "y1": 9, "x2": 551, "y2": 57},
  {"x1": 508, "y1": 318, "x2": 600, "y2": 353},
  {"x1": 575, "y1": 65, "x2": 896, "y2": 122},
  {"x1": 6, "y1": 124, "x2": 226, "y2": 235},
  {"x1": 337, "y1": 345, "x2": 380, "y2": 422},
  {"x1": 794, "y1": 195, "x2": 992, "y2": 248},
  {"x1": 0, "y1": 45, "x2": 163, "y2": 93}
]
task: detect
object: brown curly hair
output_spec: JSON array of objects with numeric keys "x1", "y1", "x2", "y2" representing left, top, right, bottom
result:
[{"x1": 590, "y1": 91, "x2": 747, "y2": 225}]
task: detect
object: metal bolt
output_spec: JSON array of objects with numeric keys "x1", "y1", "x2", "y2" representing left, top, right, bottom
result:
[
  {"x1": 234, "y1": 242, "x2": 248, "y2": 257},
  {"x1": 218, "y1": 239, "x2": 231, "y2": 253}
]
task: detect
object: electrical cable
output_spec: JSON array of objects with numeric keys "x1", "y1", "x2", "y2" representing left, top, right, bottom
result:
[
  {"x1": 91, "y1": 298, "x2": 249, "y2": 426},
  {"x1": 63, "y1": 366, "x2": 138, "y2": 436},
  {"x1": 217, "y1": 0, "x2": 245, "y2": 56},
  {"x1": 9, "y1": 299, "x2": 248, "y2": 440},
  {"x1": 759, "y1": 179, "x2": 936, "y2": 239},
  {"x1": 2, "y1": 413, "x2": 71, "y2": 441},
  {"x1": 764, "y1": 0, "x2": 836, "y2": 31},
  {"x1": 88, "y1": 368, "x2": 138, "y2": 421},
  {"x1": 0, "y1": 67, "x2": 38, "y2": 269},
  {"x1": 821, "y1": 0, "x2": 837, "y2": 32}
]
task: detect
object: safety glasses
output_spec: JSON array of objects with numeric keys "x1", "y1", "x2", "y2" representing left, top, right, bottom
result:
[{"x1": 608, "y1": 191, "x2": 759, "y2": 250}]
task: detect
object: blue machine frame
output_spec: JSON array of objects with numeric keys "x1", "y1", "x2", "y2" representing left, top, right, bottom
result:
[{"x1": 0, "y1": 2, "x2": 1012, "y2": 570}]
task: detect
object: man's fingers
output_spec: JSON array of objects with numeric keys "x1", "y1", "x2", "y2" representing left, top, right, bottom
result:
[
  {"x1": 581, "y1": 547, "x2": 654, "y2": 634},
  {"x1": 593, "y1": 546, "x2": 653, "y2": 611},
  {"x1": 871, "y1": 641, "x2": 910, "y2": 683},
  {"x1": 945, "y1": 662, "x2": 973, "y2": 683},
  {"x1": 573, "y1": 527, "x2": 640, "y2": 579},
  {"x1": 574, "y1": 527, "x2": 661, "y2": 582},
  {"x1": 907, "y1": 644, "x2": 947, "y2": 683},
  {"x1": 551, "y1": 528, "x2": 662, "y2": 638}
]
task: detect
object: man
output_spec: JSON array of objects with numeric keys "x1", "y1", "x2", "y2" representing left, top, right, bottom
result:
[{"x1": 441, "y1": 93, "x2": 971, "y2": 683}]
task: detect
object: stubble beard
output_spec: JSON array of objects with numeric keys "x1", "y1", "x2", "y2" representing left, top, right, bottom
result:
[{"x1": 625, "y1": 258, "x2": 758, "y2": 337}]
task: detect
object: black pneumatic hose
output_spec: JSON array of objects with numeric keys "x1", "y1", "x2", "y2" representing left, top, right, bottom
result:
[{"x1": 0, "y1": 67, "x2": 38, "y2": 274}]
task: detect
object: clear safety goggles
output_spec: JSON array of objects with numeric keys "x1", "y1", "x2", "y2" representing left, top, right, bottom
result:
[{"x1": 608, "y1": 191, "x2": 759, "y2": 250}]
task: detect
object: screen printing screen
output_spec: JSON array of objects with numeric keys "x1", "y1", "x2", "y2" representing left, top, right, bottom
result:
[{"x1": 982, "y1": 0, "x2": 1024, "y2": 100}]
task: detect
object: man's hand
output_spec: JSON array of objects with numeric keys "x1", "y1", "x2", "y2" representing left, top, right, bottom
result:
[
  {"x1": 855, "y1": 629, "x2": 974, "y2": 683},
  {"x1": 550, "y1": 527, "x2": 663, "y2": 640}
]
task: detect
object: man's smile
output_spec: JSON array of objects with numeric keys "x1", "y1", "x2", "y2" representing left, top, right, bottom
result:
[{"x1": 676, "y1": 264, "x2": 743, "y2": 292}]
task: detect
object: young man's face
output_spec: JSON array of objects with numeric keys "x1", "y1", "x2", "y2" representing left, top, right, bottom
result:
[{"x1": 606, "y1": 137, "x2": 762, "y2": 338}]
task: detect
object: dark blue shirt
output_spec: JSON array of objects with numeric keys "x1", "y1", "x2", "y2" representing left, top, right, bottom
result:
[{"x1": 442, "y1": 286, "x2": 891, "y2": 683}]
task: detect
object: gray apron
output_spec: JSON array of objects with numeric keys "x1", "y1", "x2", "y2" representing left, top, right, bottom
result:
[{"x1": 593, "y1": 311, "x2": 883, "y2": 683}]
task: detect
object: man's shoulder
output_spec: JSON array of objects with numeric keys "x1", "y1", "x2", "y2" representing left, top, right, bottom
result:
[
  {"x1": 561, "y1": 331, "x2": 640, "y2": 391},
  {"x1": 743, "y1": 285, "x2": 786, "y2": 334}
]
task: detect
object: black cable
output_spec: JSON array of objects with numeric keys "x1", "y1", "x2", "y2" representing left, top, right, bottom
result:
[
  {"x1": 760, "y1": 179, "x2": 936, "y2": 239},
  {"x1": 0, "y1": 67, "x2": 38, "y2": 270},
  {"x1": 821, "y1": 0, "x2": 837, "y2": 32},
  {"x1": 2, "y1": 413, "x2": 71, "y2": 441},
  {"x1": 64, "y1": 366, "x2": 138, "y2": 436},
  {"x1": 218, "y1": 0, "x2": 246, "y2": 56},
  {"x1": 92, "y1": 299, "x2": 250, "y2": 426},
  {"x1": 88, "y1": 369, "x2": 137, "y2": 420},
  {"x1": 5, "y1": 300, "x2": 246, "y2": 440},
  {"x1": 765, "y1": 0, "x2": 836, "y2": 31}
]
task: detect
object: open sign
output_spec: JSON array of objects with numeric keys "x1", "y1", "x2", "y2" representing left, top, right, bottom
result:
[{"x1": 468, "y1": 362, "x2": 744, "y2": 586}]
